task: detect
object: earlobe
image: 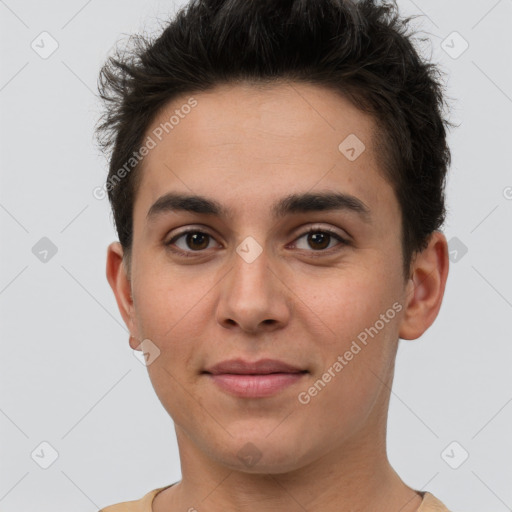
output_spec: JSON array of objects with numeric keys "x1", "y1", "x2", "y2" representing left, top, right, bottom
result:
[
  {"x1": 106, "y1": 241, "x2": 136, "y2": 335},
  {"x1": 398, "y1": 231, "x2": 449, "y2": 341},
  {"x1": 129, "y1": 334, "x2": 142, "y2": 351}
]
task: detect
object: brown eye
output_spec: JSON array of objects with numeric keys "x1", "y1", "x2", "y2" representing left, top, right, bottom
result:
[
  {"x1": 293, "y1": 228, "x2": 348, "y2": 252},
  {"x1": 166, "y1": 230, "x2": 217, "y2": 255},
  {"x1": 306, "y1": 232, "x2": 331, "y2": 250},
  {"x1": 165, "y1": 226, "x2": 349, "y2": 259},
  {"x1": 182, "y1": 232, "x2": 210, "y2": 250}
]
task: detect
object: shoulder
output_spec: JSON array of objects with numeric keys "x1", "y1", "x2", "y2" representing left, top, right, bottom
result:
[
  {"x1": 99, "y1": 486, "x2": 172, "y2": 512},
  {"x1": 418, "y1": 492, "x2": 452, "y2": 512}
]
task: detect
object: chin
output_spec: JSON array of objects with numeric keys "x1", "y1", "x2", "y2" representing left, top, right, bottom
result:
[{"x1": 210, "y1": 434, "x2": 313, "y2": 475}]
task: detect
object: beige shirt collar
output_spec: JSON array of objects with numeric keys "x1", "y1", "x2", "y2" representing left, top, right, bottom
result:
[{"x1": 100, "y1": 485, "x2": 452, "y2": 512}]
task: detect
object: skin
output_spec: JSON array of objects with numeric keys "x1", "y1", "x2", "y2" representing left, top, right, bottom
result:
[{"x1": 106, "y1": 81, "x2": 449, "y2": 512}]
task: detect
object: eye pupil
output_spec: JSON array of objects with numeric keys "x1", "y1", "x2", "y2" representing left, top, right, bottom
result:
[
  {"x1": 308, "y1": 232, "x2": 330, "y2": 250},
  {"x1": 168, "y1": 228, "x2": 344, "y2": 257},
  {"x1": 187, "y1": 232, "x2": 209, "y2": 250}
]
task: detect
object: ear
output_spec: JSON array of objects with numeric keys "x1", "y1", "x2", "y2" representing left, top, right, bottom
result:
[
  {"x1": 399, "y1": 231, "x2": 450, "y2": 340},
  {"x1": 106, "y1": 242, "x2": 140, "y2": 350}
]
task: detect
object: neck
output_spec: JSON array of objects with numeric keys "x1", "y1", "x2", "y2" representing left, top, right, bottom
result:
[{"x1": 154, "y1": 420, "x2": 422, "y2": 512}]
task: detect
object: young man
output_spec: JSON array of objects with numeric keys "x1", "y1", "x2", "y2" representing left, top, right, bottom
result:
[{"x1": 96, "y1": 0, "x2": 455, "y2": 510}]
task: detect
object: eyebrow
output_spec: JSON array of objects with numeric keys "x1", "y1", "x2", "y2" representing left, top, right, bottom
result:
[{"x1": 146, "y1": 190, "x2": 372, "y2": 224}]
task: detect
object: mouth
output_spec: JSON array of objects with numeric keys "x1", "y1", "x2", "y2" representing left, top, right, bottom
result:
[{"x1": 202, "y1": 358, "x2": 308, "y2": 398}]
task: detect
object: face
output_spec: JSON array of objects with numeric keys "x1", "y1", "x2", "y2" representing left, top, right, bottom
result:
[{"x1": 107, "y1": 81, "x2": 445, "y2": 474}]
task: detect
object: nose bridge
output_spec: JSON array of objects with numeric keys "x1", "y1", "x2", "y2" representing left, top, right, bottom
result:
[
  {"x1": 229, "y1": 237, "x2": 273, "y2": 303},
  {"x1": 216, "y1": 236, "x2": 290, "y2": 331}
]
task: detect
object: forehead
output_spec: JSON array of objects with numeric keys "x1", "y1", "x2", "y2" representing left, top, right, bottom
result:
[
  {"x1": 144, "y1": 81, "x2": 376, "y2": 156},
  {"x1": 134, "y1": 81, "x2": 393, "y2": 223}
]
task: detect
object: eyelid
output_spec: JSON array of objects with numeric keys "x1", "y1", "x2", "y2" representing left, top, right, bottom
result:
[
  {"x1": 287, "y1": 225, "x2": 349, "y2": 255},
  {"x1": 165, "y1": 226, "x2": 220, "y2": 256},
  {"x1": 165, "y1": 223, "x2": 350, "y2": 256},
  {"x1": 290, "y1": 224, "x2": 349, "y2": 242}
]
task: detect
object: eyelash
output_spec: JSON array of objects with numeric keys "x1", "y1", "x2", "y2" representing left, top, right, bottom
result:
[{"x1": 164, "y1": 226, "x2": 349, "y2": 258}]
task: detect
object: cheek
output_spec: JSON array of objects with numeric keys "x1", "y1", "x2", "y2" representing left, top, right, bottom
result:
[
  {"x1": 304, "y1": 272, "x2": 401, "y2": 399},
  {"x1": 297, "y1": 317, "x2": 398, "y2": 446},
  {"x1": 309, "y1": 270, "x2": 397, "y2": 345},
  {"x1": 132, "y1": 260, "x2": 207, "y2": 340},
  {"x1": 130, "y1": 262, "x2": 212, "y2": 380},
  {"x1": 130, "y1": 276, "x2": 198, "y2": 403}
]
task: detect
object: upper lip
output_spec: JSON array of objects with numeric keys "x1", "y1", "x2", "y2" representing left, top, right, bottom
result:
[{"x1": 204, "y1": 358, "x2": 307, "y2": 375}]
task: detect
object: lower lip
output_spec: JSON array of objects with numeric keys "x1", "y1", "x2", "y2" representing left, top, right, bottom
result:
[{"x1": 206, "y1": 372, "x2": 307, "y2": 398}]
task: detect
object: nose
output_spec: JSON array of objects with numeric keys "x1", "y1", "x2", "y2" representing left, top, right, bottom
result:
[{"x1": 215, "y1": 242, "x2": 291, "y2": 334}]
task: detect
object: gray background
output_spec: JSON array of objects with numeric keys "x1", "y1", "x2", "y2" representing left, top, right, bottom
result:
[{"x1": 1, "y1": 0, "x2": 511, "y2": 511}]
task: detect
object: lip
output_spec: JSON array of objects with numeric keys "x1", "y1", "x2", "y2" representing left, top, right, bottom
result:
[
  {"x1": 204, "y1": 358, "x2": 306, "y2": 375},
  {"x1": 203, "y1": 358, "x2": 308, "y2": 398}
]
